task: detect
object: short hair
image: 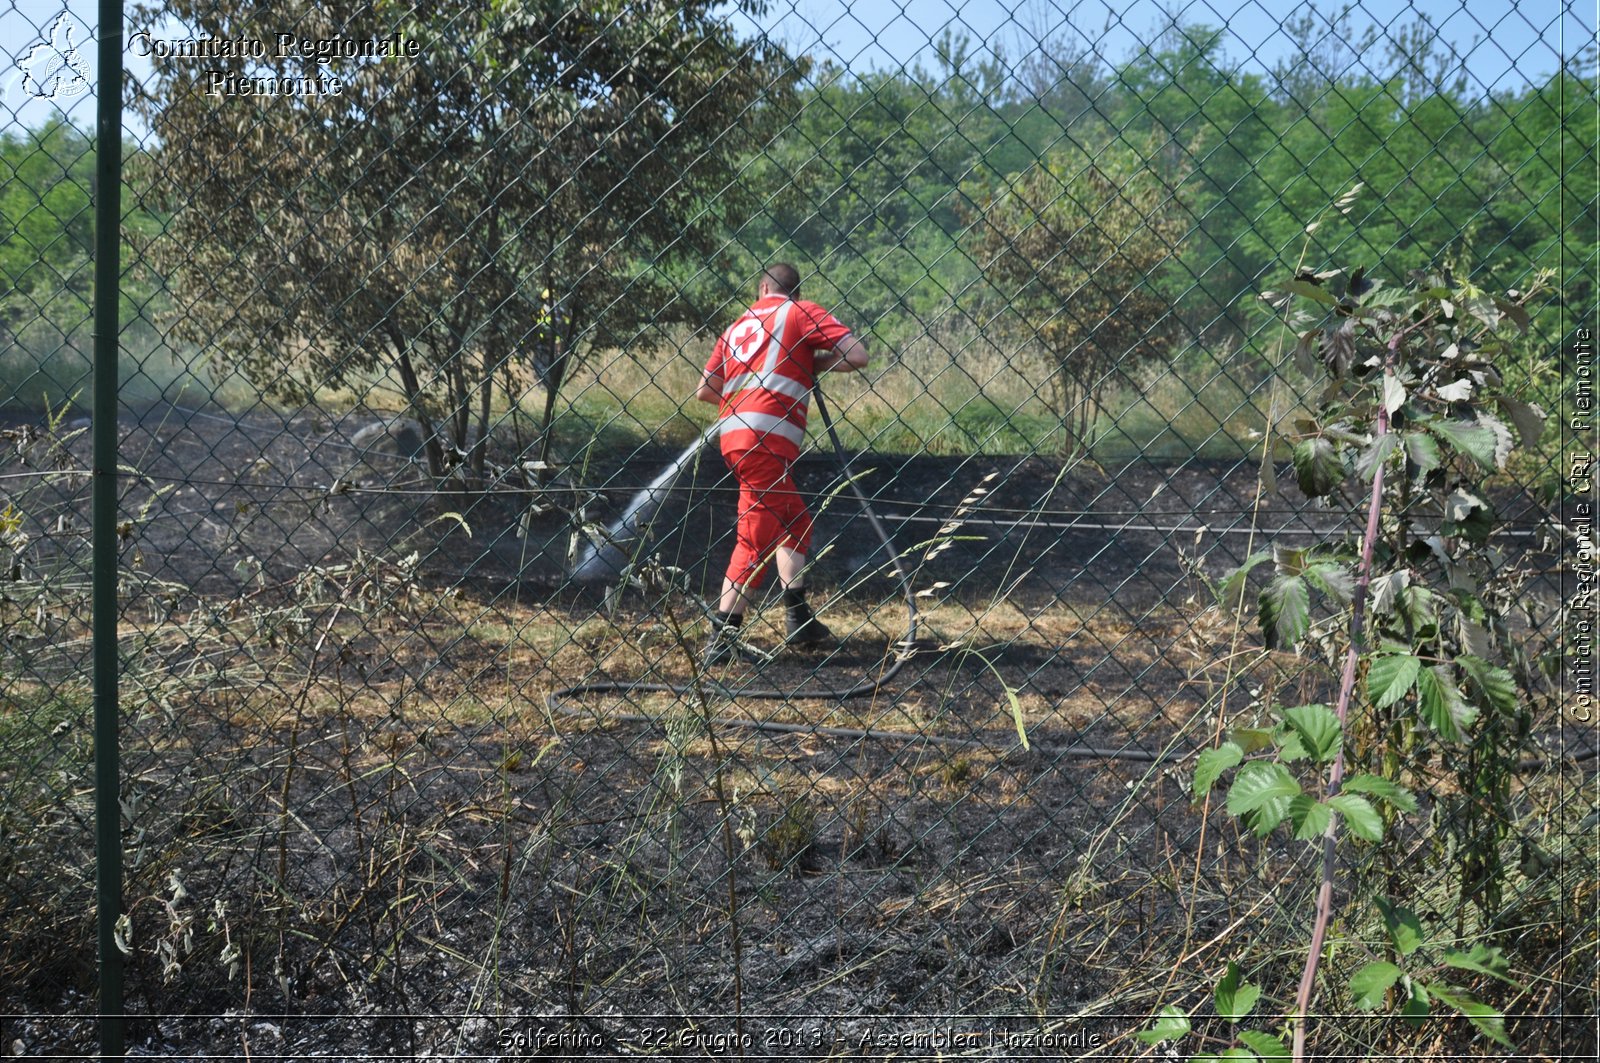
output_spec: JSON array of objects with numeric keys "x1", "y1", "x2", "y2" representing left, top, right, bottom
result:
[{"x1": 761, "y1": 263, "x2": 801, "y2": 296}]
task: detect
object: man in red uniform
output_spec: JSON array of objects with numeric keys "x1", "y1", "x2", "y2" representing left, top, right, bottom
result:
[{"x1": 696, "y1": 263, "x2": 870, "y2": 664}]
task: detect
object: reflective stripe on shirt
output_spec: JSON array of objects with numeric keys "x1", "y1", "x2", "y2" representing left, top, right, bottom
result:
[
  {"x1": 760, "y1": 300, "x2": 793, "y2": 373},
  {"x1": 717, "y1": 410, "x2": 806, "y2": 448},
  {"x1": 721, "y1": 370, "x2": 811, "y2": 404}
]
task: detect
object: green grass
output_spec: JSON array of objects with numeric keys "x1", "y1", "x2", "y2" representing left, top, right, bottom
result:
[
  {"x1": 827, "y1": 395, "x2": 1062, "y2": 456},
  {"x1": 541, "y1": 361, "x2": 1269, "y2": 464},
  {"x1": 0, "y1": 313, "x2": 1270, "y2": 464}
]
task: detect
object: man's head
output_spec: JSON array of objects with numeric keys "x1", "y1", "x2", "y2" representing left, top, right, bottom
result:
[{"x1": 759, "y1": 263, "x2": 801, "y2": 298}]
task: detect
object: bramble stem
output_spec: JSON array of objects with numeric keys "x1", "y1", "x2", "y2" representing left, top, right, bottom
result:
[{"x1": 1292, "y1": 329, "x2": 1402, "y2": 1061}]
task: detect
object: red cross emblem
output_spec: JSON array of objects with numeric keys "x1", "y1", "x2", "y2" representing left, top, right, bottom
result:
[{"x1": 730, "y1": 320, "x2": 764, "y2": 361}]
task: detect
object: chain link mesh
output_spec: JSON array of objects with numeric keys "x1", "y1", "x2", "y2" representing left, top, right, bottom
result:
[{"x1": 1, "y1": 0, "x2": 1595, "y2": 1057}]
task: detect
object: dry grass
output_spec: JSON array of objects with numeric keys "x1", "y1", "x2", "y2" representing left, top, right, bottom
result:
[
  {"x1": 525, "y1": 324, "x2": 1271, "y2": 460},
  {"x1": 0, "y1": 398, "x2": 1585, "y2": 1057},
  {"x1": 2, "y1": 560, "x2": 1587, "y2": 1057}
]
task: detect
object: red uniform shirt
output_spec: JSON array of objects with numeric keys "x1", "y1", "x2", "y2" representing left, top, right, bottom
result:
[{"x1": 704, "y1": 295, "x2": 854, "y2": 461}]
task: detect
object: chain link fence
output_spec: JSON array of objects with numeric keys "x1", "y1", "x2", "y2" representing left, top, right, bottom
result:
[{"x1": 1, "y1": 0, "x2": 1596, "y2": 1057}]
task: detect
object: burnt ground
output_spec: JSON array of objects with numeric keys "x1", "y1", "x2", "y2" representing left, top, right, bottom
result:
[
  {"x1": 6, "y1": 400, "x2": 1560, "y2": 609},
  {"x1": 0, "y1": 403, "x2": 1395, "y2": 591},
  {"x1": 0, "y1": 403, "x2": 1586, "y2": 1059}
]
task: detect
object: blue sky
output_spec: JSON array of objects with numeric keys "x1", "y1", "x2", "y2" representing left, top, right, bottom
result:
[
  {"x1": 3, "y1": 0, "x2": 1596, "y2": 135},
  {"x1": 737, "y1": 0, "x2": 1594, "y2": 92}
]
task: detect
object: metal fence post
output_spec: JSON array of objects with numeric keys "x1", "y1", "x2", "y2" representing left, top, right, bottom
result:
[{"x1": 93, "y1": 0, "x2": 125, "y2": 1056}]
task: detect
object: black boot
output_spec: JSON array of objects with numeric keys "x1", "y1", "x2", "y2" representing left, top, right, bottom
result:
[
  {"x1": 784, "y1": 588, "x2": 834, "y2": 647},
  {"x1": 703, "y1": 611, "x2": 744, "y2": 667}
]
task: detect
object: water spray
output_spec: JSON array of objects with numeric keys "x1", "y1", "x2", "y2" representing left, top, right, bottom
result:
[{"x1": 570, "y1": 421, "x2": 722, "y2": 583}]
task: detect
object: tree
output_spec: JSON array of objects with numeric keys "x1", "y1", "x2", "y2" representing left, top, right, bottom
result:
[
  {"x1": 132, "y1": 0, "x2": 797, "y2": 480},
  {"x1": 1104, "y1": 23, "x2": 1279, "y2": 338},
  {"x1": 966, "y1": 142, "x2": 1189, "y2": 456},
  {"x1": 0, "y1": 121, "x2": 93, "y2": 338},
  {"x1": 733, "y1": 53, "x2": 1010, "y2": 341}
]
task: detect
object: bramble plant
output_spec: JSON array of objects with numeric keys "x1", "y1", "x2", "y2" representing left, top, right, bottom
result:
[{"x1": 1143, "y1": 262, "x2": 1551, "y2": 1061}]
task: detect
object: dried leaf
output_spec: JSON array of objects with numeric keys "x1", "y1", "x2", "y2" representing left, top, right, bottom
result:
[{"x1": 1494, "y1": 396, "x2": 1546, "y2": 446}]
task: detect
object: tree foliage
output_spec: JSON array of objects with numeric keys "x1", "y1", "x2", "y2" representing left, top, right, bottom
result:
[
  {"x1": 4, "y1": 8, "x2": 1590, "y2": 465},
  {"x1": 729, "y1": 16, "x2": 1592, "y2": 406},
  {"x1": 965, "y1": 142, "x2": 1189, "y2": 455},
  {"x1": 132, "y1": 0, "x2": 797, "y2": 478},
  {"x1": 0, "y1": 121, "x2": 94, "y2": 336}
]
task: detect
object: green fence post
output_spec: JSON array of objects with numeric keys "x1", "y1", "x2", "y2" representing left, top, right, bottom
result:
[{"x1": 93, "y1": 0, "x2": 125, "y2": 1056}]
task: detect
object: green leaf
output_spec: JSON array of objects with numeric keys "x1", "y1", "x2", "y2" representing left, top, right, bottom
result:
[
  {"x1": 1289, "y1": 795, "x2": 1331, "y2": 840},
  {"x1": 1227, "y1": 761, "x2": 1301, "y2": 835},
  {"x1": 1322, "y1": 319, "x2": 1356, "y2": 376},
  {"x1": 1367, "y1": 571, "x2": 1410, "y2": 616},
  {"x1": 1458, "y1": 617, "x2": 1494, "y2": 660},
  {"x1": 1305, "y1": 561, "x2": 1354, "y2": 603},
  {"x1": 1285, "y1": 278, "x2": 1338, "y2": 305},
  {"x1": 1260, "y1": 576, "x2": 1310, "y2": 649},
  {"x1": 1443, "y1": 488, "x2": 1496, "y2": 543},
  {"x1": 1226, "y1": 761, "x2": 1302, "y2": 813},
  {"x1": 1348, "y1": 961, "x2": 1403, "y2": 1009},
  {"x1": 1403, "y1": 431, "x2": 1442, "y2": 474},
  {"x1": 1194, "y1": 742, "x2": 1244, "y2": 799},
  {"x1": 1397, "y1": 584, "x2": 1437, "y2": 636},
  {"x1": 1429, "y1": 418, "x2": 1499, "y2": 470},
  {"x1": 1427, "y1": 984, "x2": 1513, "y2": 1048},
  {"x1": 1215, "y1": 961, "x2": 1262, "y2": 1022},
  {"x1": 1276, "y1": 726, "x2": 1309, "y2": 763},
  {"x1": 1329, "y1": 793, "x2": 1384, "y2": 841},
  {"x1": 1442, "y1": 944, "x2": 1520, "y2": 987},
  {"x1": 1367, "y1": 653, "x2": 1421, "y2": 709},
  {"x1": 1232, "y1": 727, "x2": 1277, "y2": 754},
  {"x1": 1259, "y1": 447, "x2": 1280, "y2": 496},
  {"x1": 1218, "y1": 551, "x2": 1271, "y2": 607},
  {"x1": 1356, "y1": 433, "x2": 1398, "y2": 481},
  {"x1": 1292, "y1": 329, "x2": 1318, "y2": 376},
  {"x1": 1484, "y1": 414, "x2": 1514, "y2": 469},
  {"x1": 1237, "y1": 1030, "x2": 1289, "y2": 1060},
  {"x1": 1272, "y1": 543, "x2": 1309, "y2": 575},
  {"x1": 1136, "y1": 1004, "x2": 1190, "y2": 1044},
  {"x1": 1283, "y1": 703, "x2": 1342, "y2": 762},
  {"x1": 1377, "y1": 897, "x2": 1426, "y2": 957},
  {"x1": 1458, "y1": 655, "x2": 1518, "y2": 714},
  {"x1": 1416, "y1": 665, "x2": 1479, "y2": 740},
  {"x1": 1463, "y1": 289, "x2": 1502, "y2": 331},
  {"x1": 1401, "y1": 979, "x2": 1431, "y2": 1026},
  {"x1": 1292, "y1": 436, "x2": 1342, "y2": 497},
  {"x1": 1494, "y1": 296, "x2": 1531, "y2": 333},
  {"x1": 1339, "y1": 773, "x2": 1418, "y2": 813},
  {"x1": 1444, "y1": 487, "x2": 1488, "y2": 522}
]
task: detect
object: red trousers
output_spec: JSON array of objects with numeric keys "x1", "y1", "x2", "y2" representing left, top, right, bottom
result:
[{"x1": 723, "y1": 447, "x2": 813, "y2": 588}]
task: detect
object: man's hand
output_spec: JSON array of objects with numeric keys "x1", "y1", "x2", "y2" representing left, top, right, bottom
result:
[
  {"x1": 817, "y1": 333, "x2": 869, "y2": 373},
  {"x1": 696, "y1": 372, "x2": 723, "y2": 404}
]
